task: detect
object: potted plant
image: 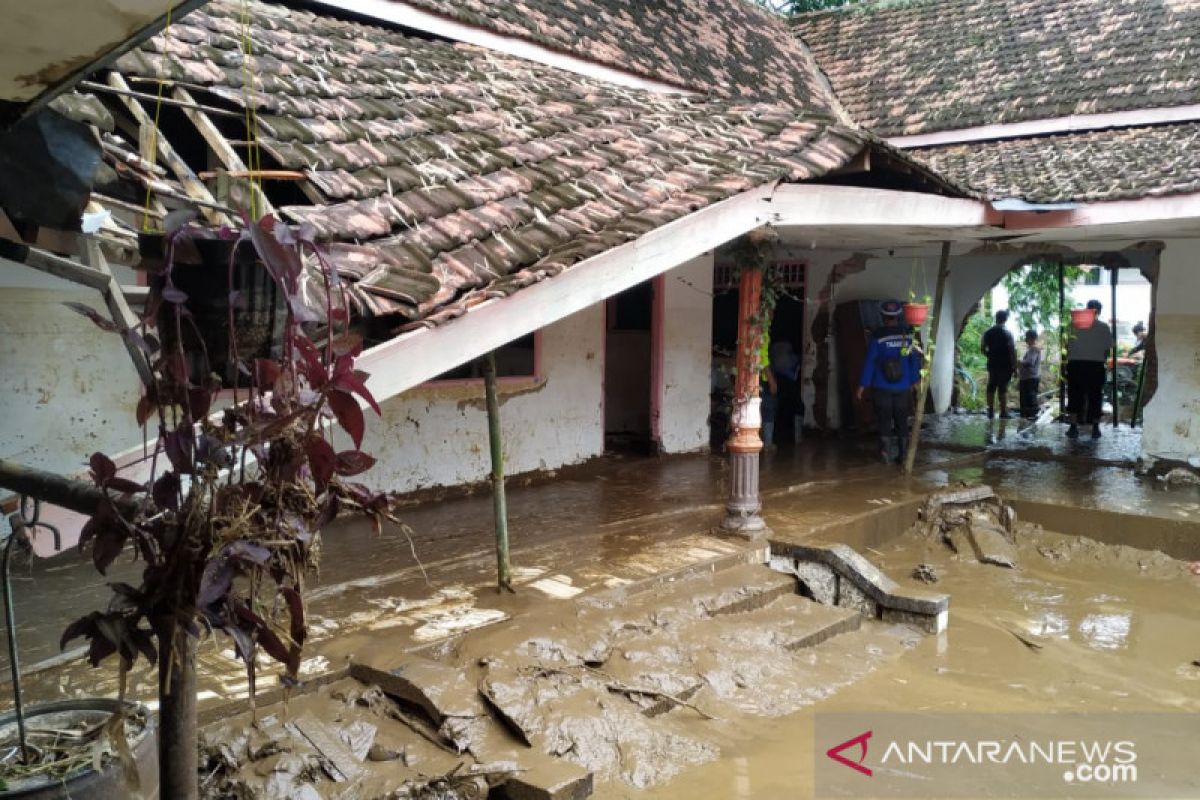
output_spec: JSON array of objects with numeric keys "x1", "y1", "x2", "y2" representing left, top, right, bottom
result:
[
  {"x1": 904, "y1": 293, "x2": 931, "y2": 325},
  {"x1": 904, "y1": 259, "x2": 931, "y2": 325},
  {"x1": 43, "y1": 211, "x2": 392, "y2": 799}
]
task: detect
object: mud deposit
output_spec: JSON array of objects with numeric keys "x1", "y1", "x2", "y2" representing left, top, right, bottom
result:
[
  {"x1": 637, "y1": 496, "x2": 1200, "y2": 800},
  {"x1": 200, "y1": 562, "x2": 921, "y2": 799}
]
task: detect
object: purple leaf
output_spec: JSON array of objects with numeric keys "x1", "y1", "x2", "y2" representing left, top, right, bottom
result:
[
  {"x1": 304, "y1": 434, "x2": 336, "y2": 492},
  {"x1": 197, "y1": 558, "x2": 235, "y2": 608},
  {"x1": 152, "y1": 472, "x2": 180, "y2": 511},
  {"x1": 334, "y1": 370, "x2": 381, "y2": 415},
  {"x1": 226, "y1": 540, "x2": 272, "y2": 566},
  {"x1": 335, "y1": 450, "x2": 376, "y2": 477},
  {"x1": 92, "y1": 526, "x2": 128, "y2": 574},
  {"x1": 162, "y1": 283, "x2": 188, "y2": 304},
  {"x1": 89, "y1": 453, "x2": 117, "y2": 485},
  {"x1": 327, "y1": 390, "x2": 365, "y2": 450}
]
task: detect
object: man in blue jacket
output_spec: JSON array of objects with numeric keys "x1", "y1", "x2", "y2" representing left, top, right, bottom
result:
[{"x1": 856, "y1": 299, "x2": 924, "y2": 464}]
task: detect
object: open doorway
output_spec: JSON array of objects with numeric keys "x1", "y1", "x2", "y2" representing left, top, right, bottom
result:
[
  {"x1": 604, "y1": 279, "x2": 656, "y2": 453},
  {"x1": 955, "y1": 258, "x2": 1155, "y2": 427}
]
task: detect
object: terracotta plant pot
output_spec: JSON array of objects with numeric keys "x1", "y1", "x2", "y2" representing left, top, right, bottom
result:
[
  {"x1": 903, "y1": 302, "x2": 929, "y2": 325},
  {"x1": 1070, "y1": 308, "x2": 1097, "y2": 330}
]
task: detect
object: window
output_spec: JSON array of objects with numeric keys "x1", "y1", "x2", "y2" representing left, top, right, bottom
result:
[{"x1": 428, "y1": 333, "x2": 538, "y2": 382}]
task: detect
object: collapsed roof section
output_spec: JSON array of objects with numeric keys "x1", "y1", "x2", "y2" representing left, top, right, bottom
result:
[
  {"x1": 797, "y1": 0, "x2": 1200, "y2": 138},
  {"x1": 76, "y1": 0, "x2": 953, "y2": 338}
]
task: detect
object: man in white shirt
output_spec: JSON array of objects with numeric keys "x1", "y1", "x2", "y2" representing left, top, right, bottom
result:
[{"x1": 1064, "y1": 299, "x2": 1112, "y2": 439}]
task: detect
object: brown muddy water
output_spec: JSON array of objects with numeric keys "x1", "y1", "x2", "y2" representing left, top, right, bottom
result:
[{"x1": 618, "y1": 523, "x2": 1200, "y2": 800}]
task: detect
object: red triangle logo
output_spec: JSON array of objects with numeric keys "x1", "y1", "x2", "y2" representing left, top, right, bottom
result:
[{"x1": 826, "y1": 730, "x2": 873, "y2": 776}]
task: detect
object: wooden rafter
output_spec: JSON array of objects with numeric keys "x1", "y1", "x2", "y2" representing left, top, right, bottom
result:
[
  {"x1": 174, "y1": 88, "x2": 275, "y2": 218},
  {"x1": 106, "y1": 73, "x2": 231, "y2": 227}
]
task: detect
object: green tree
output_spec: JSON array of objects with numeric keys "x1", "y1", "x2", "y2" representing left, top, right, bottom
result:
[{"x1": 1002, "y1": 260, "x2": 1082, "y2": 334}]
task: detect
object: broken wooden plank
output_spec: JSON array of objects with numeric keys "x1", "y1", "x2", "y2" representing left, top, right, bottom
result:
[
  {"x1": 80, "y1": 236, "x2": 155, "y2": 388},
  {"x1": 5, "y1": 243, "x2": 110, "y2": 290},
  {"x1": 174, "y1": 87, "x2": 274, "y2": 218},
  {"x1": 287, "y1": 714, "x2": 365, "y2": 784},
  {"x1": 106, "y1": 73, "x2": 229, "y2": 226},
  {"x1": 348, "y1": 656, "x2": 486, "y2": 726}
]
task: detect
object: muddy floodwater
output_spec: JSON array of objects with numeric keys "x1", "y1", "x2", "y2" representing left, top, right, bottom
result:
[{"x1": 616, "y1": 524, "x2": 1200, "y2": 800}]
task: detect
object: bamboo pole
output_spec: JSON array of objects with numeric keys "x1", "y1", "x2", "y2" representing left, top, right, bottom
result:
[
  {"x1": 482, "y1": 353, "x2": 513, "y2": 593},
  {"x1": 903, "y1": 242, "x2": 952, "y2": 476}
]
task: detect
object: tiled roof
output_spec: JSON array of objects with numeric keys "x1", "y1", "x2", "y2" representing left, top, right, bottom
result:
[
  {"x1": 912, "y1": 123, "x2": 1200, "y2": 203},
  {"x1": 798, "y1": 0, "x2": 1200, "y2": 137},
  {"x1": 398, "y1": 0, "x2": 841, "y2": 111},
  {"x1": 104, "y1": 0, "x2": 879, "y2": 328}
]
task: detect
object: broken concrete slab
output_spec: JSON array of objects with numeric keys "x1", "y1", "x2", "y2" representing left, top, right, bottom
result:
[
  {"x1": 785, "y1": 558, "x2": 838, "y2": 605},
  {"x1": 835, "y1": 578, "x2": 878, "y2": 617},
  {"x1": 501, "y1": 762, "x2": 594, "y2": 800},
  {"x1": 946, "y1": 526, "x2": 974, "y2": 558},
  {"x1": 773, "y1": 542, "x2": 948, "y2": 616},
  {"x1": 581, "y1": 563, "x2": 797, "y2": 635},
  {"x1": 968, "y1": 522, "x2": 1018, "y2": 568},
  {"x1": 883, "y1": 606, "x2": 948, "y2": 635},
  {"x1": 349, "y1": 655, "x2": 487, "y2": 725}
]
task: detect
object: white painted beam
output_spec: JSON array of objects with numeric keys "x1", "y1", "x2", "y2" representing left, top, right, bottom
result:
[
  {"x1": 308, "y1": 0, "x2": 691, "y2": 94},
  {"x1": 889, "y1": 104, "x2": 1200, "y2": 149}
]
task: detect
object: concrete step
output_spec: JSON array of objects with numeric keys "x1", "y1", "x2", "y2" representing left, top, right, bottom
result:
[{"x1": 579, "y1": 563, "x2": 798, "y2": 636}]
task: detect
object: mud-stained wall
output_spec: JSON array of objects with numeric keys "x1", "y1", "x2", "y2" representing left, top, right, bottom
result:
[
  {"x1": 358, "y1": 303, "x2": 605, "y2": 494},
  {"x1": 657, "y1": 254, "x2": 714, "y2": 453},
  {"x1": 0, "y1": 261, "x2": 144, "y2": 480},
  {"x1": 1142, "y1": 239, "x2": 1200, "y2": 464}
]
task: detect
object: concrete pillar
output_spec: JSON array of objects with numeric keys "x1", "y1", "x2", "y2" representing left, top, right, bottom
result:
[
  {"x1": 1141, "y1": 238, "x2": 1200, "y2": 465},
  {"x1": 723, "y1": 263, "x2": 769, "y2": 536}
]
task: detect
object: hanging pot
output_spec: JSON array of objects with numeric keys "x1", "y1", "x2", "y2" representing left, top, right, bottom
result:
[
  {"x1": 156, "y1": 237, "x2": 283, "y2": 385},
  {"x1": 0, "y1": 699, "x2": 157, "y2": 799},
  {"x1": 903, "y1": 302, "x2": 929, "y2": 325},
  {"x1": 1070, "y1": 308, "x2": 1096, "y2": 330}
]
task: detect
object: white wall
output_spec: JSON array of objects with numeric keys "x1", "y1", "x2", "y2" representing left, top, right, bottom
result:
[
  {"x1": 0, "y1": 261, "x2": 144, "y2": 481},
  {"x1": 656, "y1": 253, "x2": 714, "y2": 453},
  {"x1": 1142, "y1": 238, "x2": 1200, "y2": 464},
  {"x1": 356, "y1": 303, "x2": 605, "y2": 493}
]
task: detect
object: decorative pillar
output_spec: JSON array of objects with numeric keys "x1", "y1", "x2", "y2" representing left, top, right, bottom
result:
[{"x1": 722, "y1": 237, "x2": 772, "y2": 536}]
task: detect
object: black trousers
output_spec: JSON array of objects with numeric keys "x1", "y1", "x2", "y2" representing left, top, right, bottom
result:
[
  {"x1": 1066, "y1": 360, "x2": 1106, "y2": 424},
  {"x1": 872, "y1": 388, "x2": 912, "y2": 455},
  {"x1": 1018, "y1": 377, "x2": 1040, "y2": 418}
]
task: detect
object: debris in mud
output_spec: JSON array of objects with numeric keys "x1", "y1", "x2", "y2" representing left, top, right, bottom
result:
[
  {"x1": 911, "y1": 563, "x2": 939, "y2": 584},
  {"x1": 919, "y1": 483, "x2": 1020, "y2": 568},
  {"x1": 1190, "y1": 562, "x2": 1200, "y2": 576},
  {"x1": 1159, "y1": 467, "x2": 1200, "y2": 488}
]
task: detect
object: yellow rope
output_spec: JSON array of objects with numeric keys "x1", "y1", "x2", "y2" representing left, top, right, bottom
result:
[
  {"x1": 240, "y1": 0, "x2": 264, "y2": 220},
  {"x1": 142, "y1": 2, "x2": 174, "y2": 231}
]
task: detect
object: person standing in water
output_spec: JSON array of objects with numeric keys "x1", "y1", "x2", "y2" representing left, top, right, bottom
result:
[
  {"x1": 981, "y1": 309, "x2": 1018, "y2": 419},
  {"x1": 1065, "y1": 299, "x2": 1112, "y2": 439},
  {"x1": 856, "y1": 300, "x2": 922, "y2": 464},
  {"x1": 1018, "y1": 329, "x2": 1042, "y2": 420}
]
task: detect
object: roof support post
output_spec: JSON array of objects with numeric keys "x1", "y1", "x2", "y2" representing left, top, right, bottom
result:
[
  {"x1": 903, "y1": 241, "x2": 951, "y2": 476},
  {"x1": 483, "y1": 352, "x2": 514, "y2": 593},
  {"x1": 721, "y1": 233, "x2": 772, "y2": 539}
]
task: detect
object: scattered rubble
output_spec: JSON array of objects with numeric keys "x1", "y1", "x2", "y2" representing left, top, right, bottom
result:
[
  {"x1": 920, "y1": 483, "x2": 1020, "y2": 569},
  {"x1": 910, "y1": 563, "x2": 939, "y2": 584}
]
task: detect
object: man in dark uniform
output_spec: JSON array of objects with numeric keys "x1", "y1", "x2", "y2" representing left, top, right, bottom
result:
[
  {"x1": 981, "y1": 309, "x2": 1018, "y2": 419},
  {"x1": 856, "y1": 299, "x2": 923, "y2": 464}
]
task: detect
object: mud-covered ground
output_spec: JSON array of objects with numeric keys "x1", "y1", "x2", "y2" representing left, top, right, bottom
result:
[{"x1": 633, "y1": 514, "x2": 1200, "y2": 800}]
